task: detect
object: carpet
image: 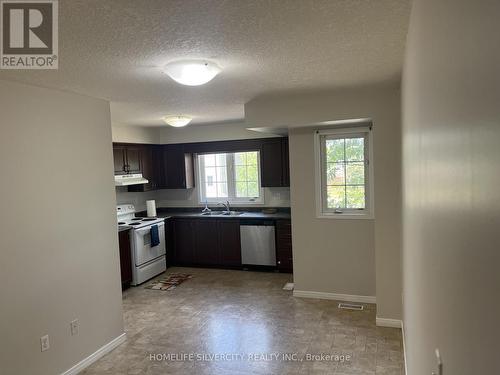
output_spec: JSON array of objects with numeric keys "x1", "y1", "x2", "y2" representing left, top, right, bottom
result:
[{"x1": 145, "y1": 273, "x2": 193, "y2": 291}]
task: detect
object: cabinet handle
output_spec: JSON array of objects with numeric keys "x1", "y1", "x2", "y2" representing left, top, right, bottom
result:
[{"x1": 277, "y1": 260, "x2": 281, "y2": 265}]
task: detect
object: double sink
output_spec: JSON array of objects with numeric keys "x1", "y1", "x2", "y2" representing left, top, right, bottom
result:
[{"x1": 200, "y1": 211, "x2": 244, "y2": 216}]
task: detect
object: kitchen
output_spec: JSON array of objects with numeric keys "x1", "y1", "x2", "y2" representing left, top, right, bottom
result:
[
  {"x1": 113, "y1": 137, "x2": 293, "y2": 288},
  {"x1": 4, "y1": 1, "x2": 496, "y2": 374}
]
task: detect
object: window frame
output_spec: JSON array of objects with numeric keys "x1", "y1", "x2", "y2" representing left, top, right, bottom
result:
[
  {"x1": 314, "y1": 126, "x2": 374, "y2": 219},
  {"x1": 197, "y1": 151, "x2": 264, "y2": 204}
]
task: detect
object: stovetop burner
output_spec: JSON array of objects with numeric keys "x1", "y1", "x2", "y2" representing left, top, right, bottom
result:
[
  {"x1": 142, "y1": 218, "x2": 157, "y2": 221},
  {"x1": 129, "y1": 222, "x2": 141, "y2": 226},
  {"x1": 118, "y1": 222, "x2": 126, "y2": 225},
  {"x1": 131, "y1": 218, "x2": 143, "y2": 221}
]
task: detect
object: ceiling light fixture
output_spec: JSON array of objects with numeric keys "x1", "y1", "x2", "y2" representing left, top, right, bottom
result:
[
  {"x1": 162, "y1": 115, "x2": 192, "y2": 127},
  {"x1": 163, "y1": 60, "x2": 221, "y2": 86}
]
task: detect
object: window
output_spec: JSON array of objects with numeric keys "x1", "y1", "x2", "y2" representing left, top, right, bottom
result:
[
  {"x1": 198, "y1": 151, "x2": 263, "y2": 203},
  {"x1": 315, "y1": 127, "x2": 374, "y2": 218}
]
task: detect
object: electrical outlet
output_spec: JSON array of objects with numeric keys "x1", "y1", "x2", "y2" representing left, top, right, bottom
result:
[
  {"x1": 40, "y1": 335, "x2": 50, "y2": 352},
  {"x1": 70, "y1": 319, "x2": 79, "y2": 336}
]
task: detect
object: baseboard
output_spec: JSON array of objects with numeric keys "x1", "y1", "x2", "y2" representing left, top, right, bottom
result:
[
  {"x1": 401, "y1": 320, "x2": 408, "y2": 375},
  {"x1": 61, "y1": 332, "x2": 126, "y2": 375},
  {"x1": 293, "y1": 290, "x2": 376, "y2": 304},
  {"x1": 376, "y1": 317, "x2": 402, "y2": 328}
]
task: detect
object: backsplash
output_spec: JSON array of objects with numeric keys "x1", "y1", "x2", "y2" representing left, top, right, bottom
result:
[{"x1": 115, "y1": 186, "x2": 290, "y2": 212}]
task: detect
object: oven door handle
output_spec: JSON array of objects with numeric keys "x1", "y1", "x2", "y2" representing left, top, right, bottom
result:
[{"x1": 135, "y1": 223, "x2": 164, "y2": 234}]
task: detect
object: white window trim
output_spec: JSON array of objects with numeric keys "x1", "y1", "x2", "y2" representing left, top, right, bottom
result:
[
  {"x1": 314, "y1": 126, "x2": 375, "y2": 220},
  {"x1": 196, "y1": 152, "x2": 265, "y2": 205}
]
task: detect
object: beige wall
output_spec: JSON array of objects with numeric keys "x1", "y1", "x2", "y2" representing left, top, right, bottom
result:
[
  {"x1": 289, "y1": 127, "x2": 376, "y2": 296},
  {"x1": 247, "y1": 87, "x2": 402, "y2": 319},
  {"x1": 116, "y1": 186, "x2": 290, "y2": 212},
  {"x1": 112, "y1": 123, "x2": 160, "y2": 143},
  {"x1": 115, "y1": 121, "x2": 287, "y2": 211},
  {"x1": 0, "y1": 81, "x2": 124, "y2": 375},
  {"x1": 402, "y1": 1, "x2": 500, "y2": 374},
  {"x1": 160, "y1": 121, "x2": 278, "y2": 144}
]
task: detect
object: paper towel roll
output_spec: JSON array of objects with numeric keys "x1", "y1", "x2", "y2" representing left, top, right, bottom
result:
[{"x1": 146, "y1": 200, "x2": 157, "y2": 217}]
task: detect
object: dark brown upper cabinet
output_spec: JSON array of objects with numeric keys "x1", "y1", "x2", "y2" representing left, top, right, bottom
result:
[
  {"x1": 162, "y1": 144, "x2": 194, "y2": 189},
  {"x1": 260, "y1": 138, "x2": 290, "y2": 187},
  {"x1": 113, "y1": 144, "x2": 127, "y2": 174},
  {"x1": 282, "y1": 138, "x2": 290, "y2": 186},
  {"x1": 113, "y1": 143, "x2": 142, "y2": 175},
  {"x1": 128, "y1": 145, "x2": 162, "y2": 192},
  {"x1": 115, "y1": 137, "x2": 290, "y2": 191}
]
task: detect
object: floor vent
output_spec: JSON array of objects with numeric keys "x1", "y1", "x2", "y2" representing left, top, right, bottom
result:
[{"x1": 338, "y1": 303, "x2": 364, "y2": 311}]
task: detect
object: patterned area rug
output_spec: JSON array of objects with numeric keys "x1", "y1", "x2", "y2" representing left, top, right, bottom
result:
[{"x1": 145, "y1": 273, "x2": 193, "y2": 291}]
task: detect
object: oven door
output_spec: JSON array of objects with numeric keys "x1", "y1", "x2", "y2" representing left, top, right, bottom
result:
[{"x1": 132, "y1": 222, "x2": 166, "y2": 266}]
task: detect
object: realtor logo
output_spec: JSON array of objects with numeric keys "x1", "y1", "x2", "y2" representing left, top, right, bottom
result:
[{"x1": 1, "y1": 0, "x2": 58, "y2": 69}]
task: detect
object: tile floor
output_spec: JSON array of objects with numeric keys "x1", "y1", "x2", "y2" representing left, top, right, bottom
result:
[{"x1": 82, "y1": 267, "x2": 404, "y2": 375}]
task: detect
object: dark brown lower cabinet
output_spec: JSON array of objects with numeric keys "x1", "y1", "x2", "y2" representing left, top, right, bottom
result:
[
  {"x1": 194, "y1": 220, "x2": 220, "y2": 266},
  {"x1": 218, "y1": 220, "x2": 242, "y2": 267},
  {"x1": 172, "y1": 219, "x2": 196, "y2": 265},
  {"x1": 172, "y1": 218, "x2": 241, "y2": 267},
  {"x1": 276, "y1": 219, "x2": 293, "y2": 273},
  {"x1": 118, "y1": 230, "x2": 133, "y2": 288},
  {"x1": 171, "y1": 217, "x2": 292, "y2": 271}
]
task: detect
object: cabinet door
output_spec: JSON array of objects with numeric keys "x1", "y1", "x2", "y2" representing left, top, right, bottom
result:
[
  {"x1": 194, "y1": 220, "x2": 220, "y2": 265},
  {"x1": 125, "y1": 146, "x2": 142, "y2": 174},
  {"x1": 128, "y1": 145, "x2": 154, "y2": 192},
  {"x1": 113, "y1": 145, "x2": 127, "y2": 174},
  {"x1": 218, "y1": 220, "x2": 241, "y2": 267},
  {"x1": 141, "y1": 145, "x2": 154, "y2": 190},
  {"x1": 152, "y1": 145, "x2": 165, "y2": 189},
  {"x1": 163, "y1": 145, "x2": 184, "y2": 188},
  {"x1": 276, "y1": 219, "x2": 293, "y2": 273},
  {"x1": 261, "y1": 139, "x2": 284, "y2": 187},
  {"x1": 118, "y1": 230, "x2": 132, "y2": 287},
  {"x1": 163, "y1": 145, "x2": 194, "y2": 189},
  {"x1": 173, "y1": 219, "x2": 195, "y2": 265},
  {"x1": 281, "y1": 138, "x2": 290, "y2": 187}
]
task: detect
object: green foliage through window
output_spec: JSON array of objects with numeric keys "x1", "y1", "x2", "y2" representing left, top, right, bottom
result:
[
  {"x1": 199, "y1": 151, "x2": 261, "y2": 202},
  {"x1": 324, "y1": 136, "x2": 366, "y2": 209}
]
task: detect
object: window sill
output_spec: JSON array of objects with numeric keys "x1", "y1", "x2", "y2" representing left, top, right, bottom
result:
[{"x1": 316, "y1": 212, "x2": 374, "y2": 220}]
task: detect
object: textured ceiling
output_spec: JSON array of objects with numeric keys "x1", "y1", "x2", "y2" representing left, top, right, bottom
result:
[{"x1": 0, "y1": 0, "x2": 411, "y2": 126}]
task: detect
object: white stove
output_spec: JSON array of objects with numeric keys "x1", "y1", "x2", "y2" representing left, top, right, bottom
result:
[
  {"x1": 117, "y1": 204, "x2": 164, "y2": 229},
  {"x1": 117, "y1": 204, "x2": 166, "y2": 285}
]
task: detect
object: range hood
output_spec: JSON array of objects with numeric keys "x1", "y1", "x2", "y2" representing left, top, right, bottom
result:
[{"x1": 114, "y1": 173, "x2": 149, "y2": 186}]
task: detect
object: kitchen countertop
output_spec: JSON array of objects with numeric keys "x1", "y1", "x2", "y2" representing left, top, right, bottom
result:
[
  {"x1": 136, "y1": 207, "x2": 291, "y2": 221},
  {"x1": 157, "y1": 211, "x2": 291, "y2": 220}
]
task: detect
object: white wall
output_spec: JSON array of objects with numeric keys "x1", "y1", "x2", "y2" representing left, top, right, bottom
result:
[
  {"x1": 246, "y1": 86, "x2": 402, "y2": 319},
  {"x1": 402, "y1": 1, "x2": 500, "y2": 374},
  {"x1": 112, "y1": 123, "x2": 160, "y2": 143},
  {"x1": 0, "y1": 80, "x2": 124, "y2": 375}
]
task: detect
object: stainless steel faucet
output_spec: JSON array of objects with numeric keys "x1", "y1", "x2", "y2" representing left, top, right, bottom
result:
[{"x1": 217, "y1": 200, "x2": 231, "y2": 214}]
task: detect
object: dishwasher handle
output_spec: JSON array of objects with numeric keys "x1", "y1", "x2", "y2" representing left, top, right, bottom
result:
[{"x1": 239, "y1": 219, "x2": 275, "y2": 226}]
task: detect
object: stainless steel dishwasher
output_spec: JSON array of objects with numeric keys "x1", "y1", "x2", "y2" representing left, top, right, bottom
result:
[{"x1": 240, "y1": 220, "x2": 276, "y2": 266}]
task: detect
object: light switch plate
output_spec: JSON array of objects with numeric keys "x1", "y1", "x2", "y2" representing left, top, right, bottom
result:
[
  {"x1": 70, "y1": 319, "x2": 79, "y2": 336},
  {"x1": 40, "y1": 335, "x2": 50, "y2": 352}
]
